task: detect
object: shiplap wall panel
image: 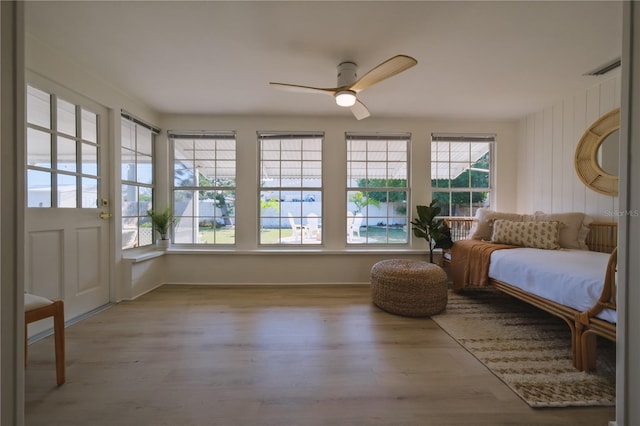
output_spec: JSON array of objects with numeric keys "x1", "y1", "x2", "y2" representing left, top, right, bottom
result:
[
  {"x1": 534, "y1": 111, "x2": 545, "y2": 212},
  {"x1": 525, "y1": 115, "x2": 536, "y2": 213},
  {"x1": 572, "y1": 91, "x2": 588, "y2": 214},
  {"x1": 552, "y1": 104, "x2": 564, "y2": 212},
  {"x1": 585, "y1": 86, "x2": 602, "y2": 218},
  {"x1": 516, "y1": 74, "x2": 620, "y2": 220},
  {"x1": 516, "y1": 118, "x2": 530, "y2": 212},
  {"x1": 561, "y1": 99, "x2": 575, "y2": 213},
  {"x1": 598, "y1": 76, "x2": 620, "y2": 217},
  {"x1": 541, "y1": 108, "x2": 554, "y2": 213}
]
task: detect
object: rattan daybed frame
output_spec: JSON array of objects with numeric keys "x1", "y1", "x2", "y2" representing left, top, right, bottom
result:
[{"x1": 444, "y1": 219, "x2": 617, "y2": 372}]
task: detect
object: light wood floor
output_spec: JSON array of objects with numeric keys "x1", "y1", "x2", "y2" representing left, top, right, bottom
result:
[{"x1": 25, "y1": 285, "x2": 615, "y2": 426}]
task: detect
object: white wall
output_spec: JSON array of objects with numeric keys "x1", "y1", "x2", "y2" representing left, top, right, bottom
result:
[
  {"x1": 25, "y1": 27, "x2": 521, "y2": 295},
  {"x1": 153, "y1": 114, "x2": 518, "y2": 286},
  {"x1": 25, "y1": 34, "x2": 162, "y2": 303},
  {"x1": 516, "y1": 73, "x2": 620, "y2": 219}
]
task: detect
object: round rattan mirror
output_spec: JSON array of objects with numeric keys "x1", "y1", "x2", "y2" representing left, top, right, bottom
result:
[{"x1": 575, "y1": 108, "x2": 620, "y2": 196}]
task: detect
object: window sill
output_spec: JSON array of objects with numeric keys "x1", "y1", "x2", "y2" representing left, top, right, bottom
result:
[
  {"x1": 121, "y1": 250, "x2": 165, "y2": 263},
  {"x1": 166, "y1": 247, "x2": 431, "y2": 256}
]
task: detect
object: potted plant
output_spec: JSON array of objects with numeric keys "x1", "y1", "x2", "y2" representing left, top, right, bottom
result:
[
  {"x1": 147, "y1": 207, "x2": 175, "y2": 249},
  {"x1": 410, "y1": 200, "x2": 454, "y2": 263}
]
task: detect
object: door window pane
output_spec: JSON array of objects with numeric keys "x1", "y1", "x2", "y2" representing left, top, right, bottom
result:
[
  {"x1": 81, "y1": 109, "x2": 97, "y2": 143},
  {"x1": 27, "y1": 85, "x2": 103, "y2": 210},
  {"x1": 27, "y1": 170, "x2": 51, "y2": 208},
  {"x1": 57, "y1": 98, "x2": 76, "y2": 137},
  {"x1": 27, "y1": 128, "x2": 51, "y2": 168},
  {"x1": 58, "y1": 174, "x2": 77, "y2": 208},
  {"x1": 57, "y1": 136, "x2": 77, "y2": 173},
  {"x1": 81, "y1": 177, "x2": 98, "y2": 208},
  {"x1": 27, "y1": 86, "x2": 51, "y2": 128},
  {"x1": 82, "y1": 143, "x2": 98, "y2": 176}
]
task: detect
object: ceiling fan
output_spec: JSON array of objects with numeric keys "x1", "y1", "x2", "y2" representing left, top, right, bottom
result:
[{"x1": 269, "y1": 54, "x2": 417, "y2": 120}]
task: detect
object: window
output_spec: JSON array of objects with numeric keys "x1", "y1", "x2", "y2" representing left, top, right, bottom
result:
[
  {"x1": 259, "y1": 132, "x2": 323, "y2": 245},
  {"x1": 346, "y1": 133, "x2": 409, "y2": 244},
  {"x1": 26, "y1": 85, "x2": 100, "y2": 208},
  {"x1": 431, "y1": 133, "x2": 494, "y2": 217},
  {"x1": 170, "y1": 131, "x2": 236, "y2": 245},
  {"x1": 121, "y1": 114, "x2": 159, "y2": 249}
]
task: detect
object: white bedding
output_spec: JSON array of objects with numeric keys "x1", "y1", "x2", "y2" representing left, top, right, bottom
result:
[{"x1": 488, "y1": 248, "x2": 616, "y2": 324}]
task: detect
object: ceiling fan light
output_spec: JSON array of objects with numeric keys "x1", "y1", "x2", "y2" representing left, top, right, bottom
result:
[{"x1": 335, "y1": 90, "x2": 356, "y2": 107}]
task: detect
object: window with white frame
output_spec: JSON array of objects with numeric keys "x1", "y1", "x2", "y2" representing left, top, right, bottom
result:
[
  {"x1": 26, "y1": 85, "x2": 101, "y2": 209},
  {"x1": 259, "y1": 132, "x2": 323, "y2": 245},
  {"x1": 346, "y1": 133, "x2": 409, "y2": 244},
  {"x1": 431, "y1": 133, "x2": 494, "y2": 217},
  {"x1": 170, "y1": 131, "x2": 236, "y2": 245},
  {"x1": 121, "y1": 114, "x2": 159, "y2": 249}
]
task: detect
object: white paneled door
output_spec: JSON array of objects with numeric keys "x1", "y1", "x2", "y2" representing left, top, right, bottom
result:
[{"x1": 25, "y1": 77, "x2": 110, "y2": 323}]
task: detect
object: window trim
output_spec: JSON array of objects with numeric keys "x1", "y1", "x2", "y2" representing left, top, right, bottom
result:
[
  {"x1": 430, "y1": 132, "x2": 495, "y2": 218},
  {"x1": 346, "y1": 132, "x2": 411, "y2": 246},
  {"x1": 120, "y1": 113, "x2": 159, "y2": 250},
  {"x1": 169, "y1": 130, "x2": 237, "y2": 246},
  {"x1": 258, "y1": 131, "x2": 324, "y2": 246}
]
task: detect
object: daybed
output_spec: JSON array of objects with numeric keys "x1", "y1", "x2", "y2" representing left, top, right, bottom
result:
[{"x1": 443, "y1": 209, "x2": 617, "y2": 372}]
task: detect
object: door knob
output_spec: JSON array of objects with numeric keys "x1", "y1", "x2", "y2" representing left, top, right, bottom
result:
[{"x1": 99, "y1": 212, "x2": 112, "y2": 220}]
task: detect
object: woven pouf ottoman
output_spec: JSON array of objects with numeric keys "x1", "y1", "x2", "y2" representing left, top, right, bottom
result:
[{"x1": 370, "y1": 259, "x2": 448, "y2": 317}]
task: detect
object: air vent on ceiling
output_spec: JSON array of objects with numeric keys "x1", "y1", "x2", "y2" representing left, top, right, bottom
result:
[{"x1": 584, "y1": 57, "x2": 621, "y2": 76}]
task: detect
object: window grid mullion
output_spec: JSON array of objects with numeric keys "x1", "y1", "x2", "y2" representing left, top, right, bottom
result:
[
  {"x1": 346, "y1": 135, "x2": 409, "y2": 245},
  {"x1": 430, "y1": 137, "x2": 493, "y2": 217},
  {"x1": 51, "y1": 95, "x2": 59, "y2": 207}
]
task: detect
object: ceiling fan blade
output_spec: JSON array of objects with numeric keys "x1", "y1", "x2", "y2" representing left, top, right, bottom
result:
[
  {"x1": 269, "y1": 82, "x2": 337, "y2": 96},
  {"x1": 351, "y1": 99, "x2": 370, "y2": 120},
  {"x1": 350, "y1": 55, "x2": 417, "y2": 93}
]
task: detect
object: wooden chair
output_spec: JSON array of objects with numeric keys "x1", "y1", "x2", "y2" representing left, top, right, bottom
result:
[{"x1": 24, "y1": 293, "x2": 66, "y2": 385}]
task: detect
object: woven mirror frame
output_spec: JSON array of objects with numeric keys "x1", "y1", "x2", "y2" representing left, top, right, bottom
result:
[{"x1": 575, "y1": 108, "x2": 620, "y2": 196}]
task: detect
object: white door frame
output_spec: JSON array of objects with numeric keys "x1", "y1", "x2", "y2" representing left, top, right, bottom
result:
[{"x1": 24, "y1": 72, "x2": 111, "y2": 331}]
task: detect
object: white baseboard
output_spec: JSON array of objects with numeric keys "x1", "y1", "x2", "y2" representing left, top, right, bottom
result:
[{"x1": 27, "y1": 302, "x2": 114, "y2": 344}]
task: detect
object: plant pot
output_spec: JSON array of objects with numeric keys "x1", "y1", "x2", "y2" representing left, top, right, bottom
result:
[{"x1": 156, "y1": 239, "x2": 170, "y2": 251}]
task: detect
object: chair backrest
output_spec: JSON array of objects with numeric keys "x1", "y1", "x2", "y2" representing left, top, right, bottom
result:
[
  {"x1": 346, "y1": 211, "x2": 354, "y2": 227},
  {"x1": 307, "y1": 213, "x2": 319, "y2": 232},
  {"x1": 287, "y1": 212, "x2": 297, "y2": 229},
  {"x1": 443, "y1": 217, "x2": 475, "y2": 241},
  {"x1": 353, "y1": 213, "x2": 363, "y2": 228},
  {"x1": 585, "y1": 221, "x2": 618, "y2": 253}
]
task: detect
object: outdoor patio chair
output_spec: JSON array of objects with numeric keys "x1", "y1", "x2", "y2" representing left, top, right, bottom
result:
[
  {"x1": 288, "y1": 212, "x2": 308, "y2": 241},
  {"x1": 347, "y1": 212, "x2": 354, "y2": 242},
  {"x1": 351, "y1": 213, "x2": 363, "y2": 240},
  {"x1": 307, "y1": 213, "x2": 320, "y2": 240}
]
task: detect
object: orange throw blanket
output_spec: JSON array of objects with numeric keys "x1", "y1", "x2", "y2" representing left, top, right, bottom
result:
[{"x1": 451, "y1": 240, "x2": 518, "y2": 291}]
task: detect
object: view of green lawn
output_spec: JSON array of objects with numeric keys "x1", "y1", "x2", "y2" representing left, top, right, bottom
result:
[{"x1": 197, "y1": 226, "x2": 407, "y2": 244}]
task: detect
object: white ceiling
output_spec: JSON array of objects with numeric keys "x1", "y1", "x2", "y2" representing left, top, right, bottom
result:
[{"x1": 24, "y1": 1, "x2": 623, "y2": 121}]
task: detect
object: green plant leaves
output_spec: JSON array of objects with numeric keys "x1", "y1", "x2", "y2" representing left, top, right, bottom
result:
[{"x1": 410, "y1": 200, "x2": 454, "y2": 262}]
